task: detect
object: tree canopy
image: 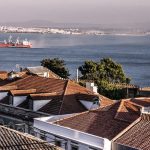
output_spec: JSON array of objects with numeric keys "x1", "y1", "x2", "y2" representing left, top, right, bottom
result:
[
  {"x1": 79, "y1": 58, "x2": 129, "y2": 83},
  {"x1": 41, "y1": 58, "x2": 70, "y2": 78},
  {"x1": 79, "y1": 58, "x2": 131, "y2": 99}
]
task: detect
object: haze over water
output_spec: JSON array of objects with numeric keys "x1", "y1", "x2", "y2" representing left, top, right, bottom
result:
[{"x1": 0, "y1": 33, "x2": 149, "y2": 87}]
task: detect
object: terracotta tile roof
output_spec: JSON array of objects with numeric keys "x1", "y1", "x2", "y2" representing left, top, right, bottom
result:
[
  {"x1": 114, "y1": 100, "x2": 141, "y2": 123},
  {"x1": 130, "y1": 97, "x2": 150, "y2": 107},
  {"x1": 31, "y1": 80, "x2": 113, "y2": 115},
  {"x1": 10, "y1": 89, "x2": 37, "y2": 96},
  {"x1": 30, "y1": 92, "x2": 64, "y2": 113},
  {"x1": 5, "y1": 75, "x2": 67, "y2": 93},
  {"x1": 3, "y1": 75, "x2": 114, "y2": 115},
  {"x1": 25, "y1": 66, "x2": 50, "y2": 74},
  {"x1": 115, "y1": 97, "x2": 150, "y2": 123},
  {"x1": 25, "y1": 66, "x2": 61, "y2": 79},
  {"x1": 38, "y1": 94, "x2": 64, "y2": 115},
  {"x1": 114, "y1": 114, "x2": 150, "y2": 150},
  {"x1": 0, "y1": 71, "x2": 8, "y2": 80},
  {"x1": 59, "y1": 80, "x2": 114, "y2": 115},
  {"x1": 29, "y1": 92, "x2": 63, "y2": 100},
  {"x1": 0, "y1": 71, "x2": 7, "y2": 74},
  {"x1": 0, "y1": 72, "x2": 28, "y2": 86},
  {"x1": 17, "y1": 71, "x2": 29, "y2": 78},
  {"x1": 0, "y1": 125, "x2": 59, "y2": 150},
  {"x1": 0, "y1": 79, "x2": 16, "y2": 86},
  {"x1": 0, "y1": 85, "x2": 18, "y2": 91},
  {"x1": 48, "y1": 70, "x2": 62, "y2": 79},
  {"x1": 54, "y1": 102, "x2": 130, "y2": 140}
]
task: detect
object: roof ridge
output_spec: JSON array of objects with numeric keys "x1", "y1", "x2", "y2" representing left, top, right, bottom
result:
[
  {"x1": 125, "y1": 101, "x2": 142, "y2": 110},
  {"x1": 58, "y1": 80, "x2": 69, "y2": 115},
  {"x1": 30, "y1": 92, "x2": 60, "y2": 96},
  {"x1": 114, "y1": 100, "x2": 126, "y2": 119},
  {"x1": 5, "y1": 75, "x2": 33, "y2": 86}
]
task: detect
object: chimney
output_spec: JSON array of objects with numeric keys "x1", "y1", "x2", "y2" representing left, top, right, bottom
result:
[{"x1": 86, "y1": 82, "x2": 98, "y2": 94}]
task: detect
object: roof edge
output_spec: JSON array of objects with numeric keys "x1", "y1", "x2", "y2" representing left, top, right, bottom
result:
[{"x1": 112, "y1": 117, "x2": 141, "y2": 142}]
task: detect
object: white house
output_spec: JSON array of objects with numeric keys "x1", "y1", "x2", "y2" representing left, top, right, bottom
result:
[{"x1": 34, "y1": 114, "x2": 111, "y2": 150}]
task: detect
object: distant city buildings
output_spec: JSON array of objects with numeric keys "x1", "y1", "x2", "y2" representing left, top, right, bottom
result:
[{"x1": 0, "y1": 26, "x2": 105, "y2": 35}]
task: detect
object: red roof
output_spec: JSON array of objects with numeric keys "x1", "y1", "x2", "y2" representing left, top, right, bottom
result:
[
  {"x1": 0, "y1": 125, "x2": 59, "y2": 150},
  {"x1": 115, "y1": 97, "x2": 150, "y2": 123},
  {"x1": 54, "y1": 98, "x2": 150, "y2": 140},
  {"x1": 54, "y1": 102, "x2": 130, "y2": 140},
  {"x1": 114, "y1": 113, "x2": 150, "y2": 150},
  {"x1": 2, "y1": 75, "x2": 114, "y2": 115}
]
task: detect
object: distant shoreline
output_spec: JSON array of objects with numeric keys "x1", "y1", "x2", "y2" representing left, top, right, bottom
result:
[{"x1": 0, "y1": 26, "x2": 150, "y2": 36}]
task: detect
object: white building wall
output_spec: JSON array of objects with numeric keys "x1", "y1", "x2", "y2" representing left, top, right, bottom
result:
[
  {"x1": 33, "y1": 100, "x2": 51, "y2": 111},
  {"x1": 13, "y1": 96, "x2": 27, "y2": 107},
  {"x1": 80, "y1": 100, "x2": 99, "y2": 110},
  {"x1": 0, "y1": 92, "x2": 8, "y2": 100},
  {"x1": 36, "y1": 114, "x2": 76, "y2": 123},
  {"x1": 34, "y1": 119, "x2": 111, "y2": 150}
]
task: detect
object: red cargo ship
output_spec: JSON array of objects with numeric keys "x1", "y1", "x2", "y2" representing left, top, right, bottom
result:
[{"x1": 0, "y1": 36, "x2": 32, "y2": 48}]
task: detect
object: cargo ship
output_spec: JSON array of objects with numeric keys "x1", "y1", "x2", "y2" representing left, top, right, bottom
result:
[{"x1": 0, "y1": 36, "x2": 32, "y2": 48}]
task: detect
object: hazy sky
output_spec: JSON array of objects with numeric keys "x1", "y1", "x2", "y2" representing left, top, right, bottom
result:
[{"x1": 0, "y1": 0, "x2": 150, "y2": 25}]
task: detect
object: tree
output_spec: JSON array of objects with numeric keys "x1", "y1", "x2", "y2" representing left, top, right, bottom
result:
[
  {"x1": 41, "y1": 58, "x2": 70, "y2": 78},
  {"x1": 78, "y1": 60, "x2": 97, "y2": 80},
  {"x1": 79, "y1": 58, "x2": 131, "y2": 99}
]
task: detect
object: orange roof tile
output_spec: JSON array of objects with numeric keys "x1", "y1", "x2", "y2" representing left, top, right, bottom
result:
[
  {"x1": 10, "y1": 89, "x2": 36, "y2": 96},
  {"x1": 114, "y1": 114, "x2": 150, "y2": 150},
  {"x1": 54, "y1": 102, "x2": 130, "y2": 140},
  {"x1": 2, "y1": 75, "x2": 114, "y2": 115},
  {"x1": 115, "y1": 97, "x2": 150, "y2": 123},
  {"x1": 0, "y1": 125, "x2": 59, "y2": 150},
  {"x1": 0, "y1": 85, "x2": 18, "y2": 91}
]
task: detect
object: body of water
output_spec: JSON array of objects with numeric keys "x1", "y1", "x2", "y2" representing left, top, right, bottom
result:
[{"x1": 0, "y1": 33, "x2": 150, "y2": 87}]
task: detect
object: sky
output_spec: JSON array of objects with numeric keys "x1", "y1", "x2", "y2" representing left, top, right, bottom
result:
[{"x1": 0, "y1": 0, "x2": 150, "y2": 26}]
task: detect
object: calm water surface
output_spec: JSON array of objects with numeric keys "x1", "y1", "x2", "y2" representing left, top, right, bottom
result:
[{"x1": 0, "y1": 33, "x2": 149, "y2": 87}]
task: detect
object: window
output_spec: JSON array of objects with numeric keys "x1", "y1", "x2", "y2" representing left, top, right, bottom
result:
[
  {"x1": 89, "y1": 147, "x2": 97, "y2": 150},
  {"x1": 17, "y1": 127, "x2": 25, "y2": 133},
  {"x1": 55, "y1": 140, "x2": 61, "y2": 147},
  {"x1": 8, "y1": 122, "x2": 15, "y2": 129},
  {"x1": 0, "y1": 119, "x2": 4, "y2": 125},
  {"x1": 71, "y1": 141, "x2": 78, "y2": 150},
  {"x1": 40, "y1": 131, "x2": 46, "y2": 140},
  {"x1": 71, "y1": 145, "x2": 78, "y2": 150}
]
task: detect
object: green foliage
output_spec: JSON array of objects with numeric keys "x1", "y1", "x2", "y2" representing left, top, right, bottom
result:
[
  {"x1": 41, "y1": 58, "x2": 70, "y2": 78},
  {"x1": 97, "y1": 80, "x2": 126, "y2": 100},
  {"x1": 79, "y1": 60, "x2": 97, "y2": 80},
  {"x1": 79, "y1": 58, "x2": 131, "y2": 99}
]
